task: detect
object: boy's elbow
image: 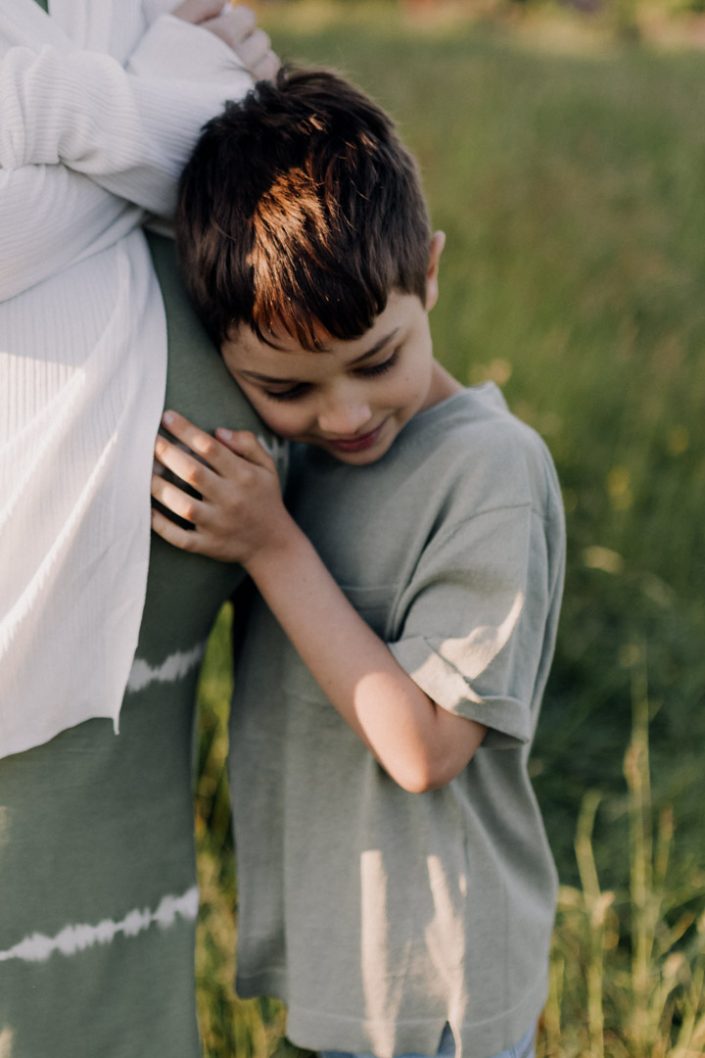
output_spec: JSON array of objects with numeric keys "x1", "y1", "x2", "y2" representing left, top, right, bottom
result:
[
  {"x1": 398, "y1": 772, "x2": 443, "y2": 795},
  {"x1": 393, "y1": 768, "x2": 434, "y2": 795},
  {"x1": 390, "y1": 754, "x2": 463, "y2": 795},
  {"x1": 380, "y1": 712, "x2": 486, "y2": 793}
]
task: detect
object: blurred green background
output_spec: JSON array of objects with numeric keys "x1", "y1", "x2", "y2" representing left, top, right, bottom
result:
[{"x1": 194, "y1": 3, "x2": 705, "y2": 1055}]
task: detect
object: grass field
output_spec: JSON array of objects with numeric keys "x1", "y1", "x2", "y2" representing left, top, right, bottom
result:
[{"x1": 194, "y1": 5, "x2": 705, "y2": 1055}]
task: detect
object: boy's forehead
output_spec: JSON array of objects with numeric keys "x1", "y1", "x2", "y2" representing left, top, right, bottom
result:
[
  {"x1": 224, "y1": 291, "x2": 423, "y2": 368},
  {"x1": 223, "y1": 323, "x2": 329, "y2": 373}
]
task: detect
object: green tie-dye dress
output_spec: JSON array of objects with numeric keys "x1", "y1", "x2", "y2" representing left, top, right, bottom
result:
[{"x1": 0, "y1": 233, "x2": 269, "y2": 1058}]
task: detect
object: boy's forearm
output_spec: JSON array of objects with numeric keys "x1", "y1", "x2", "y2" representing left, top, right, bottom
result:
[{"x1": 247, "y1": 529, "x2": 486, "y2": 793}]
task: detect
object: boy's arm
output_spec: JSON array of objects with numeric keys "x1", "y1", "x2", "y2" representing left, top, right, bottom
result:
[
  {"x1": 151, "y1": 413, "x2": 486, "y2": 794},
  {"x1": 243, "y1": 513, "x2": 487, "y2": 794}
]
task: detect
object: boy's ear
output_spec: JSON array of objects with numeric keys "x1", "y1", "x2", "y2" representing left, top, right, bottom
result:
[{"x1": 424, "y1": 231, "x2": 446, "y2": 312}]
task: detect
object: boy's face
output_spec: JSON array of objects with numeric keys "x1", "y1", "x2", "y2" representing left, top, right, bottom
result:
[{"x1": 220, "y1": 235, "x2": 448, "y2": 466}]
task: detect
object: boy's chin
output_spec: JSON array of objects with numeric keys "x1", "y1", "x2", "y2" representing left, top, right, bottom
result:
[{"x1": 328, "y1": 448, "x2": 385, "y2": 466}]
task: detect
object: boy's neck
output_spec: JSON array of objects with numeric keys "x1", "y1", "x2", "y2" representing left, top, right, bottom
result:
[{"x1": 420, "y1": 360, "x2": 463, "y2": 414}]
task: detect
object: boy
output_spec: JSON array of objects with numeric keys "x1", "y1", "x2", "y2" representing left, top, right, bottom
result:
[{"x1": 151, "y1": 68, "x2": 565, "y2": 1058}]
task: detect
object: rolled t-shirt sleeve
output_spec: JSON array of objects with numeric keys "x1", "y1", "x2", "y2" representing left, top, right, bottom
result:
[{"x1": 388, "y1": 503, "x2": 552, "y2": 748}]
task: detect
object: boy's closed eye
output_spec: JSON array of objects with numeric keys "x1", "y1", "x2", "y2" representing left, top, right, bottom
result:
[
  {"x1": 356, "y1": 347, "x2": 401, "y2": 377},
  {"x1": 263, "y1": 347, "x2": 401, "y2": 403},
  {"x1": 263, "y1": 382, "x2": 311, "y2": 403}
]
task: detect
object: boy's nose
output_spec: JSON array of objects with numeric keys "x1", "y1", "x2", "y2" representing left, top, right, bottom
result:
[{"x1": 318, "y1": 397, "x2": 373, "y2": 437}]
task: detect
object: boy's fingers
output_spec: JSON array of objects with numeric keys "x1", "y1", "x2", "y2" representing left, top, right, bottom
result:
[
  {"x1": 161, "y1": 410, "x2": 229, "y2": 475},
  {"x1": 154, "y1": 433, "x2": 213, "y2": 492},
  {"x1": 151, "y1": 507, "x2": 203, "y2": 554},
  {"x1": 216, "y1": 428, "x2": 274, "y2": 469},
  {"x1": 151, "y1": 474, "x2": 205, "y2": 527}
]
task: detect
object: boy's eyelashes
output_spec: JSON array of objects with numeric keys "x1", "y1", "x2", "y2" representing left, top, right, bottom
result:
[
  {"x1": 358, "y1": 348, "x2": 400, "y2": 377},
  {"x1": 264, "y1": 382, "x2": 310, "y2": 403},
  {"x1": 261, "y1": 348, "x2": 401, "y2": 403}
]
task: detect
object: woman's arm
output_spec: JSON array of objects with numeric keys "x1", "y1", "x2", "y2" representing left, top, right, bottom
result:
[
  {"x1": 168, "y1": 0, "x2": 278, "y2": 83},
  {"x1": 0, "y1": 42, "x2": 239, "y2": 216},
  {"x1": 151, "y1": 412, "x2": 486, "y2": 794},
  {"x1": 0, "y1": 5, "x2": 277, "y2": 217},
  {"x1": 0, "y1": 165, "x2": 138, "y2": 301},
  {"x1": 0, "y1": 6, "x2": 278, "y2": 298}
]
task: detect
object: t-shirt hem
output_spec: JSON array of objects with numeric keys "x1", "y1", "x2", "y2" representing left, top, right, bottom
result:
[
  {"x1": 237, "y1": 968, "x2": 548, "y2": 1058},
  {"x1": 237, "y1": 967, "x2": 287, "y2": 1002}
]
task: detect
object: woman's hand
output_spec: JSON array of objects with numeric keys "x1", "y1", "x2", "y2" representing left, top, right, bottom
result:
[
  {"x1": 172, "y1": 1, "x2": 280, "y2": 82},
  {"x1": 151, "y1": 410, "x2": 292, "y2": 566}
]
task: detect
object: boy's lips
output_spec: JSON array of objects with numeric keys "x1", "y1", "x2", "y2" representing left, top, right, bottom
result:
[{"x1": 323, "y1": 420, "x2": 387, "y2": 453}]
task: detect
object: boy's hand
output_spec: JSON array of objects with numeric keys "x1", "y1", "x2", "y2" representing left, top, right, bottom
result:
[
  {"x1": 151, "y1": 410, "x2": 292, "y2": 566},
  {"x1": 172, "y1": 1, "x2": 280, "y2": 82}
]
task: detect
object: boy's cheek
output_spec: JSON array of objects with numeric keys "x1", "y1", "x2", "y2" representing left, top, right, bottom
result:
[
  {"x1": 256, "y1": 410, "x2": 303, "y2": 442},
  {"x1": 218, "y1": 356, "x2": 307, "y2": 440},
  {"x1": 235, "y1": 386, "x2": 303, "y2": 442},
  {"x1": 220, "y1": 369, "x2": 271, "y2": 424}
]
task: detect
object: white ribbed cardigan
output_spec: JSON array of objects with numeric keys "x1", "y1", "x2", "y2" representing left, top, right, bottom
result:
[{"x1": 0, "y1": 0, "x2": 253, "y2": 757}]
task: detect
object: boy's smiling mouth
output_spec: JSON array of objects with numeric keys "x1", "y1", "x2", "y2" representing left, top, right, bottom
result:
[{"x1": 322, "y1": 420, "x2": 388, "y2": 454}]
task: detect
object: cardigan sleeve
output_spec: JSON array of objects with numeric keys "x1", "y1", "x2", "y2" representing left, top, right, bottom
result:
[
  {"x1": 0, "y1": 165, "x2": 141, "y2": 301},
  {"x1": 0, "y1": 16, "x2": 253, "y2": 218}
]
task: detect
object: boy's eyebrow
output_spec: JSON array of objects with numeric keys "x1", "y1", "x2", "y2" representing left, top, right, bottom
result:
[
  {"x1": 347, "y1": 328, "x2": 400, "y2": 365},
  {"x1": 238, "y1": 328, "x2": 400, "y2": 384}
]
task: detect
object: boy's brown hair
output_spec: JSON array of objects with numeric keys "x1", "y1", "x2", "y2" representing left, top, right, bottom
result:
[{"x1": 176, "y1": 66, "x2": 432, "y2": 350}]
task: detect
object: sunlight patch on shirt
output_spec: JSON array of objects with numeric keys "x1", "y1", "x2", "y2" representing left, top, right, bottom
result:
[
  {"x1": 439, "y1": 591, "x2": 525, "y2": 678},
  {"x1": 360, "y1": 849, "x2": 402, "y2": 1058},
  {"x1": 0, "y1": 887, "x2": 198, "y2": 964},
  {"x1": 424, "y1": 854, "x2": 467, "y2": 1053},
  {"x1": 127, "y1": 642, "x2": 205, "y2": 694},
  {"x1": 0, "y1": 1028, "x2": 13, "y2": 1058}
]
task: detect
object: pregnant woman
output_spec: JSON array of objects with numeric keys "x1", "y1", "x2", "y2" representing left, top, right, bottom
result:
[{"x1": 0, "y1": 3, "x2": 280, "y2": 1055}]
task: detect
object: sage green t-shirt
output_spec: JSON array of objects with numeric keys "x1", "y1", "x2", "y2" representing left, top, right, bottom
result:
[{"x1": 229, "y1": 384, "x2": 565, "y2": 1058}]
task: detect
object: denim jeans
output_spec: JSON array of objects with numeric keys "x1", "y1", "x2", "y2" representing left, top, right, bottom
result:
[{"x1": 320, "y1": 1022, "x2": 536, "y2": 1058}]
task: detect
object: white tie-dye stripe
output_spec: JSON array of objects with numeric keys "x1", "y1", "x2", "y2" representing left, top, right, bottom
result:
[
  {"x1": 127, "y1": 643, "x2": 205, "y2": 694},
  {"x1": 0, "y1": 886, "x2": 198, "y2": 964}
]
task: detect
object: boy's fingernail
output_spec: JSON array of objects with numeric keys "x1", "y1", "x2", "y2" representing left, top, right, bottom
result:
[
  {"x1": 217, "y1": 428, "x2": 233, "y2": 442},
  {"x1": 162, "y1": 411, "x2": 175, "y2": 426}
]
